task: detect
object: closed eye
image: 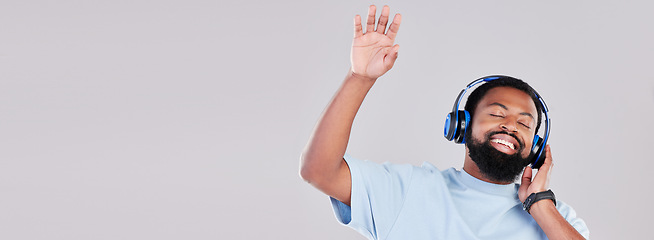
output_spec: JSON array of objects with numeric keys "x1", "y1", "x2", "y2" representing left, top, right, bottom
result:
[
  {"x1": 519, "y1": 122, "x2": 531, "y2": 129},
  {"x1": 490, "y1": 114, "x2": 504, "y2": 118}
]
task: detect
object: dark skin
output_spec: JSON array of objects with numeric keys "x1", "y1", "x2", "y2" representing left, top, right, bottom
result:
[
  {"x1": 300, "y1": 5, "x2": 399, "y2": 206},
  {"x1": 463, "y1": 86, "x2": 538, "y2": 185},
  {"x1": 300, "y1": 5, "x2": 585, "y2": 240}
]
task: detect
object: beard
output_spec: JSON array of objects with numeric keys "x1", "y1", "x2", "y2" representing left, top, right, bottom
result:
[{"x1": 465, "y1": 130, "x2": 531, "y2": 183}]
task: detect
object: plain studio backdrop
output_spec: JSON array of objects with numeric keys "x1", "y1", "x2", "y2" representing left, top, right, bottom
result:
[{"x1": 1, "y1": 1, "x2": 652, "y2": 239}]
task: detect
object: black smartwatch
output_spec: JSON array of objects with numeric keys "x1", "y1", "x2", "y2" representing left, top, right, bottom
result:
[{"x1": 522, "y1": 189, "x2": 556, "y2": 214}]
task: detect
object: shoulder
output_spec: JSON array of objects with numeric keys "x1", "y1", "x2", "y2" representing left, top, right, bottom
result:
[
  {"x1": 555, "y1": 200, "x2": 584, "y2": 221},
  {"x1": 555, "y1": 200, "x2": 590, "y2": 238},
  {"x1": 417, "y1": 161, "x2": 462, "y2": 183},
  {"x1": 344, "y1": 154, "x2": 450, "y2": 182}
]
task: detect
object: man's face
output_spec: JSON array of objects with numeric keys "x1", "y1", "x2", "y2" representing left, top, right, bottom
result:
[{"x1": 466, "y1": 87, "x2": 539, "y2": 182}]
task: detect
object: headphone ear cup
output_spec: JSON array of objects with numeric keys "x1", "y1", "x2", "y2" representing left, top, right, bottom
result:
[
  {"x1": 444, "y1": 112, "x2": 457, "y2": 141},
  {"x1": 454, "y1": 110, "x2": 470, "y2": 144},
  {"x1": 530, "y1": 136, "x2": 545, "y2": 169}
]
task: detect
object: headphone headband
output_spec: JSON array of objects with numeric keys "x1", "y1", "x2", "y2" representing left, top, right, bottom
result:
[{"x1": 451, "y1": 76, "x2": 503, "y2": 114}]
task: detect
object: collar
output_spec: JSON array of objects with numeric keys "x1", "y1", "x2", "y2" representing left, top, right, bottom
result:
[{"x1": 458, "y1": 168, "x2": 519, "y2": 197}]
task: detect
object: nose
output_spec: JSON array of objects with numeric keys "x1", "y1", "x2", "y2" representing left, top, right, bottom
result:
[{"x1": 500, "y1": 118, "x2": 518, "y2": 132}]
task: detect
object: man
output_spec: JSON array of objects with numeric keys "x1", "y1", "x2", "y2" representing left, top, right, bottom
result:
[{"x1": 300, "y1": 5, "x2": 588, "y2": 239}]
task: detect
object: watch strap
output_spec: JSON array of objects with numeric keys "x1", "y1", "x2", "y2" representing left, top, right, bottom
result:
[{"x1": 522, "y1": 189, "x2": 556, "y2": 214}]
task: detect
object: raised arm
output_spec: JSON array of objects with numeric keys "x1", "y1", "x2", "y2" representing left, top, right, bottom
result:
[
  {"x1": 300, "y1": 5, "x2": 402, "y2": 206},
  {"x1": 519, "y1": 146, "x2": 587, "y2": 239}
]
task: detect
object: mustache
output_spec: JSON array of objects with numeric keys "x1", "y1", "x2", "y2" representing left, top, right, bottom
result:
[{"x1": 487, "y1": 130, "x2": 524, "y2": 150}]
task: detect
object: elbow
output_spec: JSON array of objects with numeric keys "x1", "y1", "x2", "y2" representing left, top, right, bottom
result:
[
  {"x1": 299, "y1": 153, "x2": 317, "y2": 183},
  {"x1": 299, "y1": 149, "x2": 342, "y2": 185},
  {"x1": 299, "y1": 151, "x2": 332, "y2": 185},
  {"x1": 299, "y1": 167, "x2": 314, "y2": 183}
]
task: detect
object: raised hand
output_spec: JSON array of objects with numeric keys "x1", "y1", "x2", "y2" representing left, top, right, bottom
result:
[
  {"x1": 519, "y1": 145, "x2": 554, "y2": 202},
  {"x1": 350, "y1": 5, "x2": 402, "y2": 80}
]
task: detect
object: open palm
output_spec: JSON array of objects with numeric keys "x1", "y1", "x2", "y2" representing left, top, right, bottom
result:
[{"x1": 351, "y1": 5, "x2": 402, "y2": 79}]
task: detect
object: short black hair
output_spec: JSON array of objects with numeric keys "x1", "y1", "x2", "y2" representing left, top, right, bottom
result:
[{"x1": 463, "y1": 76, "x2": 543, "y2": 133}]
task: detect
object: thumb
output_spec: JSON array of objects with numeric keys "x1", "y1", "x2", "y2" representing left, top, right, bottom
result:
[
  {"x1": 384, "y1": 44, "x2": 400, "y2": 69},
  {"x1": 521, "y1": 166, "x2": 533, "y2": 186},
  {"x1": 518, "y1": 167, "x2": 532, "y2": 201}
]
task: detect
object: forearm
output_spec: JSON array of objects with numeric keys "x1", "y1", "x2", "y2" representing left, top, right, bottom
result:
[
  {"x1": 300, "y1": 70, "x2": 376, "y2": 180},
  {"x1": 530, "y1": 201, "x2": 586, "y2": 240}
]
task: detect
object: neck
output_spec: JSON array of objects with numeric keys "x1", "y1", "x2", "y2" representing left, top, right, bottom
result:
[{"x1": 463, "y1": 147, "x2": 513, "y2": 185}]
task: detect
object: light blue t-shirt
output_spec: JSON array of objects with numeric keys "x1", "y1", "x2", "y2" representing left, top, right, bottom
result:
[{"x1": 330, "y1": 155, "x2": 589, "y2": 239}]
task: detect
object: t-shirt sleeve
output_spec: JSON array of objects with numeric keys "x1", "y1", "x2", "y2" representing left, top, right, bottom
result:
[
  {"x1": 556, "y1": 200, "x2": 590, "y2": 239},
  {"x1": 330, "y1": 154, "x2": 414, "y2": 240}
]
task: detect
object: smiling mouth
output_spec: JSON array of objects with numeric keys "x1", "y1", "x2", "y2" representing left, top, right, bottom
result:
[{"x1": 491, "y1": 138, "x2": 515, "y2": 150}]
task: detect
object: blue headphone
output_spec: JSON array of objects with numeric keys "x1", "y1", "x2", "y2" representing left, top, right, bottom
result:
[{"x1": 443, "y1": 75, "x2": 551, "y2": 169}]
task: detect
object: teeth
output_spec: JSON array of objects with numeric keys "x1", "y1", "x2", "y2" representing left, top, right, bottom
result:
[{"x1": 491, "y1": 139, "x2": 515, "y2": 150}]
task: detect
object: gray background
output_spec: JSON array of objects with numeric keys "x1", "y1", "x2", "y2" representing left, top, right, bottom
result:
[{"x1": 1, "y1": 0, "x2": 652, "y2": 239}]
